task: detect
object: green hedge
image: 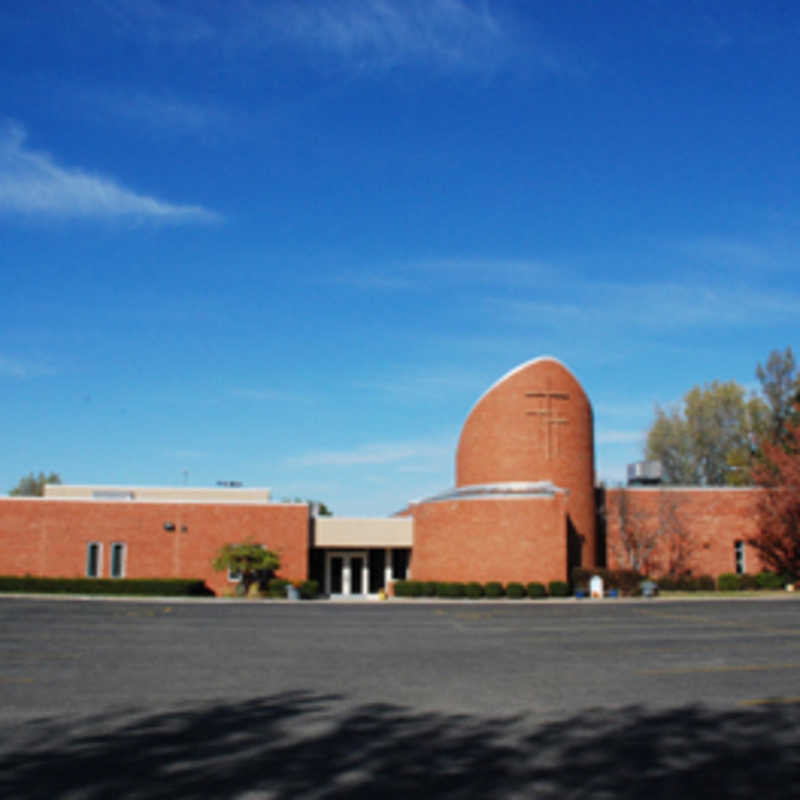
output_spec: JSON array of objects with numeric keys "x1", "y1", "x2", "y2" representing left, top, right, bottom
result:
[
  {"x1": 717, "y1": 573, "x2": 742, "y2": 591},
  {"x1": 298, "y1": 579, "x2": 320, "y2": 599},
  {"x1": 393, "y1": 580, "x2": 423, "y2": 597},
  {"x1": 657, "y1": 574, "x2": 716, "y2": 591},
  {"x1": 526, "y1": 582, "x2": 547, "y2": 598},
  {"x1": 0, "y1": 576, "x2": 213, "y2": 596},
  {"x1": 716, "y1": 572, "x2": 786, "y2": 591},
  {"x1": 756, "y1": 571, "x2": 785, "y2": 590},
  {"x1": 267, "y1": 578, "x2": 291, "y2": 598},
  {"x1": 394, "y1": 579, "x2": 542, "y2": 598},
  {"x1": 548, "y1": 580, "x2": 570, "y2": 597}
]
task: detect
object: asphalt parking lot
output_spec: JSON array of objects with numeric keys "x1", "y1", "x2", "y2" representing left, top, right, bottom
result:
[{"x1": 2, "y1": 596, "x2": 800, "y2": 798}]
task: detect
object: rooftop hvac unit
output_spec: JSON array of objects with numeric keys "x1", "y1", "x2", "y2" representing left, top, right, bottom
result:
[{"x1": 627, "y1": 460, "x2": 662, "y2": 485}]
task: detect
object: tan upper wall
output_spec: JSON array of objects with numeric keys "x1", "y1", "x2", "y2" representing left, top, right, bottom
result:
[
  {"x1": 43, "y1": 484, "x2": 272, "y2": 504},
  {"x1": 314, "y1": 517, "x2": 413, "y2": 547}
]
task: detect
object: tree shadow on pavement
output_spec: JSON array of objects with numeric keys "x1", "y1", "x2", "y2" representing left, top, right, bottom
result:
[{"x1": 1, "y1": 691, "x2": 799, "y2": 798}]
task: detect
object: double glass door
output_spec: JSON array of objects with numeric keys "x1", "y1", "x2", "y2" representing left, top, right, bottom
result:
[{"x1": 326, "y1": 551, "x2": 367, "y2": 595}]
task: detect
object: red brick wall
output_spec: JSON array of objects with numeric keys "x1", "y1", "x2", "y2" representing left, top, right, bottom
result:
[
  {"x1": 410, "y1": 494, "x2": 568, "y2": 584},
  {"x1": 604, "y1": 488, "x2": 765, "y2": 577},
  {"x1": 0, "y1": 499, "x2": 309, "y2": 596},
  {"x1": 455, "y1": 357, "x2": 597, "y2": 566}
]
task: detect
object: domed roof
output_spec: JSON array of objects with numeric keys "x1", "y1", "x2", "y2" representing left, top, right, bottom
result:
[{"x1": 456, "y1": 356, "x2": 593, "y2": 488}]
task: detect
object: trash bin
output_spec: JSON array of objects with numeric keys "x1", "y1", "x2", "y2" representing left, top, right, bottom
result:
[
  {"x1": 590, "y1": 575, "x2": 604, "y2": 599},
  {"x1": 640, "y1": 580, "x2": 657, "y2": 598},
  {"x1": 286, "y1": 585, "x2": 300, "y2": 601}
]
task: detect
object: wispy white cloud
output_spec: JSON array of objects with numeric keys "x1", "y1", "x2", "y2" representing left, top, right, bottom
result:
[
  {"x1": 330, "y1": 257, "x2": 560, "y2": 292},
  {"x1": 267, "y1": 0, "x2": 508, "y2": 72},
  {"x1": 165, "y1": 449, "x2": 208, "y2": 460},
  {"x1": 230, "y1": 388, "x2": 291, "y2": 402},
  {"x1": 101, "y1": 0, "x2": 215, "y2": 46},
  {"x1": 0, "y1": 121, "x2": 220, "y2": 222},
  {"x1": 676, "y1": 235, "x2": 776, "y2": 269},
  {"x1": 331, "y1": 271, "x2": 420, "y2": 291},
  {"x1": 90, "y1": 89, "x2": 234, "y2": 137},
  {"x1": 595, "y1": 429, "x2": 644, "y2": 445},
  {"x1": 288, "y1": 437, "x2": 453, "y2": 468},
  {"x1": 493, "y1": 282, "x2": 800, "y2": 331},
  {"x1": 99, "y1": 0, "x2": 566, "y2": 77},
  {"x1": 0, "y1": 354, "x2": 57, "y2": 379}
]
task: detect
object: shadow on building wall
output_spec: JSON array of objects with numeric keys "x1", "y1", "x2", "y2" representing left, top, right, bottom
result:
[
  {"x1": 2, "y1": 690, "x2": 798, "y2": 798},
  {"x1": 567, "y1": 516, "x2": 585, "y2": 576}
]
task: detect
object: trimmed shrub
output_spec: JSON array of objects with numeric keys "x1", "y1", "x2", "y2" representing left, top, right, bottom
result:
[
  {"x1": 756, "y1": 571, "x2": 785, "y2": 590},
  {"x1": 675, "y1": 575, "x2": 696, "y2": 591},
  {"x1": 526, "y1": 581, "x2": 547, "y2": 598},
  {"x1": 697, "y1": 574, "x2": 716, "y2": 591},
  {"x1": 506, "y1": 582, "x2": 526, "y2": 599},
  {"x1": 606, "y1": 569, "x2": 643, "y2": 596},
  {"x1": 422, "y1": 581, "x2": 438, "y2": 597},
  {"x1": 740, "y1": 573, "x2": 760, "y2": 590},
  {"x1": 0, "y1": 576, "x2": 213, "y2": 596},
  {"x1": 298, "y1": 579, "x2": 319, "y2": 599},
  {"x1": 484, "y1": 581, "x2": 504, "y2": 598},
  {"x1": 717, "y1": 573, "x2": 743, "y2": 591},
  {"x1": 657, "y1": 574, "x2": 715, "y2": 592},
  {"x1": 268, "y1": 577, "x2": 290, "y2": 598},
  {"x1": 407, "y1": 580, "x2": 424, "y2": 597},
  {"x1": 548, "y1": 580, "x2": 570, "y2": 597},
  {"x1": 464, "y1": 581, "x2": 484, "y2": 599}
]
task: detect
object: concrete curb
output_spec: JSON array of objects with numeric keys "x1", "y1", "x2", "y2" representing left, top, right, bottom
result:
[{"x1": 1, "y1": 592, "x2": 798, "y2": 605}]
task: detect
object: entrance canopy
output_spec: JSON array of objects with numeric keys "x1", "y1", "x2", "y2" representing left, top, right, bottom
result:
[{"x1": 314, "y1": 517, "x2": 413, "y2": 548}]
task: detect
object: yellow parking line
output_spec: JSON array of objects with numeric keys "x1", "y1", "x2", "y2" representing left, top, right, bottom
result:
[
  {"x1": 738, "y1": 696, "x2": 800, "y2": 707},
  {"x1": 638, "y1": 663, "x2": 800, "y2": 676}
]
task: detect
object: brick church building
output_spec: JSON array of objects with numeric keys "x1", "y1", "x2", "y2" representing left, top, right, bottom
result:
[{"x1": 0, "y1": 357, "x2": 766, "y2": 596}]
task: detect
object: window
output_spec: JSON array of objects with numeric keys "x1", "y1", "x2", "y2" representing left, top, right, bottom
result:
[
  {"x1": 735, "y1": 540, "x2": 745, "y2": 574},
  {"x1": 92, "y1": 490, "x2": 133, "y2": 501},
  {"x1": 110, "y1": 542, "x2": 126, "y2": 578},
  {"x1": 392, "y1": 549, "x2": 410, "y2": 580},
  {"x1": 87, "y1": 542, "x2": 102, "y2": 577}
]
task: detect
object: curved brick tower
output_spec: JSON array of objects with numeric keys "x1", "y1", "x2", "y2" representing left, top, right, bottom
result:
[{"x1": 455, "y1": 356, "x2": 597, "y2": 567}]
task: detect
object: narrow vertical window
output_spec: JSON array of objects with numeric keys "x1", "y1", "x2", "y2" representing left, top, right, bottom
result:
[
  {"x1": 735, "y1": 540, "x2": 745, "y2": 575},
  {"x1": 110, "y1": 543, "x2": 126, "y2": 578},
  {"x1": 87, "y1": 542, "x2": 101, "y2": 577}
]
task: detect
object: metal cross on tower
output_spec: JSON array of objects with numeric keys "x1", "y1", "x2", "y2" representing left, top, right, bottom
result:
[{"x1": 525, "y1": 390, "x2": 570, "y2": 460}]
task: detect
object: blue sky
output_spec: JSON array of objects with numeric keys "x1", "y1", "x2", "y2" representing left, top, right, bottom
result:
[{"x1": 1, "y1": 1, "x2": 798, "y2": 514}]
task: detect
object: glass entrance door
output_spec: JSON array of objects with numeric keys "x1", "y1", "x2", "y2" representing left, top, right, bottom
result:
[
  {"x1": 326, "y1": 551, "x2": 368, "y2": 596},
  {"x1": 350, "y1": 556, "x2": 364, "y2": 594},
  {"x1": 329, "y1": 556, "x2": 343, "y2": 594}
]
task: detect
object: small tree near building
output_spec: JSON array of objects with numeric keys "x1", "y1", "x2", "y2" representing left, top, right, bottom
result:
[
  {"x1": 613, "y1": 491, "x2": 659, "y2": 573},
  {"x1": 612, "y1": 490, "x2": 690, "y2": 576},
  {"x1": 212, "y1": 543, "x2": 280, "y2": 594},
  {"x1": 750, "y1": 416, "x2": 800, "y2": 580}
]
